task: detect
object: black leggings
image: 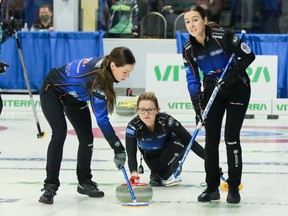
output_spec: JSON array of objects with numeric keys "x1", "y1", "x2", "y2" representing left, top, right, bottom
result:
[
  {"x1": 144, "y1": 138, "x2": 205, "y2": 180},
  {"x1": 203, "y1": 83, "x2": 251, "y2": 189},
  {"x1": 40, "y1": 85, "x2": 94, "y2": 187}
]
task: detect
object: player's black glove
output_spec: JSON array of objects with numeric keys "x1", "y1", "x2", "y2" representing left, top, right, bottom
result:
[
  {"x1": 2, "y1": 18, "x2": 21, "y2": 36},
  {"x1": 195, "y1": 108, "x2": 203, "y2": 125},
  {"x1": 191, "y1": 93, "x2": 204, "y2": 125},
  {"x1": 110, "y1": 138, "x2": 126, "y2": 170},
  {"x1": 1, "y1": 18, "x2": 21, "y2": 43},
  {"x1": 0, "y1": 61, "x2": 9, "y2": 74},
  {"x1": 114, "y1": 151, "x2": 126, "y2": 170},
  {"x1": 7, "y1": 18, "x2": 21, "y2": 35}
]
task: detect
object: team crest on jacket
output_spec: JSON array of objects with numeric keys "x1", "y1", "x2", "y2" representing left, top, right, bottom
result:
[
  {"x1": 240, "y1": 42, "x2": 251, "y2": 54},
  {"x1": 82, "y1": 57, "x2": 93, "y2": 65}
]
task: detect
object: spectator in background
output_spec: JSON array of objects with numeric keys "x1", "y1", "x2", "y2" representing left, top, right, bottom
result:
[
  {"x1": 228, "y1": 0, "x2": 238, "y2": 27},
  {"x1": 104, "y1": 0, "x2": 139, "y2": 38},
  {"x1": 233, "y1": 0, "x2": 262, "y2": 33},
  {"x1": 159, "y1": 0, "x2": 194, "y2": 38},
  {"x1": 31, "y1": 4, "x2": 54, "y2": 31}
]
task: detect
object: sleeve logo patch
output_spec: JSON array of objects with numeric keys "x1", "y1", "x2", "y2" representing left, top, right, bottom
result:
[
  {"x1": 240, "y1": 42, "x2": 251, "y2": 54},
  {"x1": 126, "y1": 128, "x2": 135, "y2": 136},
  {"x1": 168, "y1": 117, "x2": 175, "y2": 127},
  {"x1": 232, "y1": 35, "x2": 240, "y2": 45}
]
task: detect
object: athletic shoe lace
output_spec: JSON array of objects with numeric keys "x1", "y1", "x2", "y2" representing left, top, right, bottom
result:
[
  {"x1": 81, "y1": 179, "x2": 99, "y2": 191},
  {"x1": 41, "y1": 185, "x2": 57, "y2": 196}
]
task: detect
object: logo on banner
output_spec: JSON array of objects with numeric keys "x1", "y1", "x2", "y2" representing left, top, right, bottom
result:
[
  {"x1": 246, "y1": 66, "x2": 271, "y2": 82},
  {"x1": 154, "y1": 65, "x2": 185, "y2": 81}
]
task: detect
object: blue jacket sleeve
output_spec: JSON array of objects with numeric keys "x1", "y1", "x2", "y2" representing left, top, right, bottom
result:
[
  {"x1": 90, "y1": 93, "x2": 120, "y2": 148},
  {"x1": 182, "y1": 49, "x2": 202, "y2": 99}
]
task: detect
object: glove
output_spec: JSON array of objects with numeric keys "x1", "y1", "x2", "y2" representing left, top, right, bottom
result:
[
  {"x1": 191, "y1": 93, "x2": 204, "y2": 125},
  {"x1": 195, "y1": 108, "x2": 203, "y2": 125},
  {"x1": 0, "y1": 61, "x2": 9, "y2": 74},
  {"x1": 114, "y1": 151, "x2": 126, "y2": 170},
  {"x1": 219, "y1": 167, "x2": 224, "y2": 177},
  {"x1": 110, "y1": 137, "x2": 126, "y2": 170},
  {"x1": 1, "y1": 18, "x2": 21, "y2": 43},
  {"x1": 5, "y1": 18, "x2": 21, "y2": 36},
  {"x1": 110, "y1": 138, "x2": 126, "y2": 170},
  {"x1": 223, "y1": 64, "x2": 242, "y2": 83},
  {"x1": 8, "y1": 19, "x2": 21, "y2": 35}
]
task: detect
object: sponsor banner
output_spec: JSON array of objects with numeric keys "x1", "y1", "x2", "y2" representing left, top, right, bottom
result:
[
  {"x1": 272, "y1": 99, "x2": 288, "y2": 115},
  {"x1": 1, "y1": 94, "x2": 42, "y2": 113},
  {"x1": 248, "y1": 55, "x2": 277, "y2": 99},
  {"x1": 146, "y1": 54, "x2": 189, "y2": 99},
  {"x1": 246, "y1": 99, "x2": 272, "y2": 115},
  {"x1": 1, "y1": 95, "x2": 138, "y2": 116},
  {"x1": 158, "y1": 98, "x2": 272, "y2": 115},
  {"x1": 146, "y1": 54, "x2": 277, "y2": 100},
  {"x1": 1, "y1": 96, "x2": 283, "y2": 116},
  {"x1": 159, "y1": 98, "x2": 192, "y2": 114}
]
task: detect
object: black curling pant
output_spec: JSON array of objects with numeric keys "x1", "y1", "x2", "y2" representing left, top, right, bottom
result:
[
  {"x1": 203, "y1": 83, "x2": 251, "y2": 189},
  {"x1": 144, "y1": 137, "x2": 205, "y2": 180},
  {"x1": 40, "y1": 85, "x2": 94, "y2": 187}
]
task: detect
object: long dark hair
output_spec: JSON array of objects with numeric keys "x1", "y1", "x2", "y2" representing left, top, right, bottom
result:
[
  {"x1": 92, "y1": 46, "x2": 135, "y2": 114},
  {"x1": 184, "y1": 5, "x2": 207, "y2": 19},
  {"x1": 184, "y1": 5, "x2": 219, "y2": 28}
]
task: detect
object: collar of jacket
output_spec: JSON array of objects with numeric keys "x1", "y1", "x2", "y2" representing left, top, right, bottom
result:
[{"x1": 189, "y1": 26, "x2": 212, "y2": 47}]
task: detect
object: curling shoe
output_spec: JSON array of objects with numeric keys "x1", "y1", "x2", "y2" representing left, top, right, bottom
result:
[
  {"x1": 163, "y1": 175, "x2": 182, "y2": 187},
  {"x1": 198, "y1": 187, "x2": 220, "y2": 202},
  {"x1": 39, "y1": 184, "x2": 58, "y2": 204},
  {"x1": 149, "y1": 172, "x2": 164, "y2": 187},
  {"x1": 77, "y1": 179, "x2": 104, "y2": 198},
  {"x1": 227, "y1": 187, "x2": 241, "y2": 204}
]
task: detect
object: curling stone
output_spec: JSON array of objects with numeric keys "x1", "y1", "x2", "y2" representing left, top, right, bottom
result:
[
  {"x1": 115, "y1": 98, "x2": 137, "y2": 116},
  {"x1": 116, "y1": 183, "x2": 153, "y2": 203}
]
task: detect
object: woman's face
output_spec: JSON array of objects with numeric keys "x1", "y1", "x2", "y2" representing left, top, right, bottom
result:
[
  {"x1": 111, "y1": 62, "x2": 134, "y2": 82},
  {"x1": 184, "y1": 10, "x2": 207, "y2": 37},
  {"x1": 137, "y1": 100, "x2": 159, "y2": 128}
]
